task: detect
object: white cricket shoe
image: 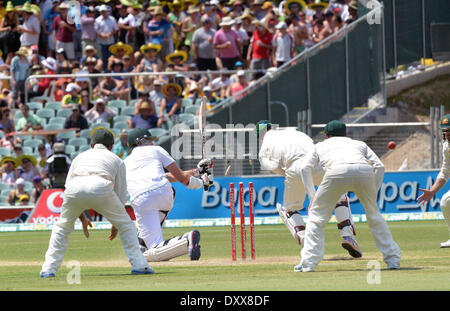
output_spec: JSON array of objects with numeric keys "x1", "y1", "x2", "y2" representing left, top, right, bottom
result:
[
  {"x1": 293, "y1": 263, "x2": 315, "y2": 272},
  {"x1": 440, "y1": 239, "x2": 450, "y2": 248}
]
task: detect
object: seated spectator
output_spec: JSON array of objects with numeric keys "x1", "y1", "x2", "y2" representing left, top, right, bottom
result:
[
  {"x1": 35, "y1": 57, "x2": 57, "y2": 97},
  {"x1": 0, "y1": 155, "x2": 18, "y2": 187},
  {"x1": 64, "y1": 104, "x2": 89, "y2": 136},
  {"x1": 133, "y1": 91, "x2": 150, "y2": 116},
  {"x1": 165, "y1": 50, "x2": 189, "y2": 72},
  {"x1": 0, "y1": 107, "x2": 15, "y2": 134},
  {"x1": 230, "y1": 60, "x2": 245, "y2": 83},
  {"x1": 112, "y1": 129, "x2": 131, "y2": 160},
  {"x1": 61, "y1": 83, "x2": 82, "y2": 108},
  {"x1": 31, "y1": 175, "x2": 47, "y2": 204},
  {"x1": 19, "y1": 194, "x2": 30, "y2": 206},
  {"x1": 17, "y1": 154, "x2": 40, "y2": 182},
  {"x1": 183, "y1": 81, "x2": 202, "y2": 102},
  {"x1": 85, "y1": 98, "x2": 116, "y2": 125},
  {"x1": 150, "y1": 79, "x2": 164, "y2": 112},
  {"x1": 15, "y1": 103, "x2": 43, "y2": 132},
  {"x1": 159, "y1": 83, "x2": 183, "y2": 126},
  {"x1": 45, "y1": 142, "x2": 71, "y2": 189},
  {"x1": 13, "y1": 143, "x2": 23, "y2": 157},
  {"x1": 227, "y1": 69, "x2": 248, "y2": 100},
  {"x1": 36, "y1": 143, "x2": 47, "y2": 172},
  {"x1": 6, "y1": 177, "x2": 30, "y2": 206},
  {"x1": 138, "y1": 43, "x2": 163, "y2": 73},
  {"x1": 0, "y1": 134, "x2": 17, "y2": 153},
  {"x1": 79, "y1": 89, "x2": 95, "y2": 115},
  {"x1": 211, "y1": 69, "x2": 231, "y2": 98},
  {"x1": 98, "y1": 74, "x2": 130, "y2": 101},
  {"x1": 203, "y1": 86, "x2": 220, "y2": 112},
  {"x1": 107, "y1": 41, "x2": 133, "y2": 71},
  {"x1": 81, "y1": 46, "x2": 103, "y2": 71},
  {"x1": 127, "y1": 101, "x2": 159, "y2": 130}
]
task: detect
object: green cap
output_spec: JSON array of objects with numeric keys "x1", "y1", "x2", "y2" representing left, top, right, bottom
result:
[
  {"x1": 90, "y1": 127, "x2": 115, "y2": 146},
  {"x1": 127, "y1": 128, "x2": 156, "y2": 148},
  {"x1": 324, "y1": 120, "x2": 346, "y2": 136},
  {"x1": 441, "y1": 114, "x2": 450, "y2": 130},
  {"x1": 255, "y1": 120, "x2": 271, "y2": 137}
]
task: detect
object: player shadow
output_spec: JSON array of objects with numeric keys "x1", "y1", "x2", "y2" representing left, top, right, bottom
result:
[
  {"x1": 323, "y1": 256, "x2": 358, "y2": 261},
  {"x1": 94, "y1": 271, "x2": 175, "y2": 277}
]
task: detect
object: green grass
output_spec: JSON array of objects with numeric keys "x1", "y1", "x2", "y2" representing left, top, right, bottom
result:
[{"x1": 0, "y1": 221, "x2": 449, "y2": 291}]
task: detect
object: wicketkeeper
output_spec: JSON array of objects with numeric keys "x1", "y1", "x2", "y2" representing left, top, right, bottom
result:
[
  {"x1": 118, "y1": 128, "x2": 213, "y2": 262},
  {"x1": 40, "y1": 128, "x2": 153, "y2": 278},
  {"x1": 256, "y1": 121, "x2": 362, "y2": 258},
  {"x1": 417, "y1": 113, "x2": 450, "y2": 248}
]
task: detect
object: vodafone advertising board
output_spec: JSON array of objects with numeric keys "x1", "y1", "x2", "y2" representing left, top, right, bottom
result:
[{"x1": 27, "y1": 189, "x2": 136, "y2": 224}]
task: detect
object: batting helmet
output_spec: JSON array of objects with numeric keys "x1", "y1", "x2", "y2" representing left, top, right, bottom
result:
[{"x1": 127, "y1": 128, "x2": 156, "y2": 148}]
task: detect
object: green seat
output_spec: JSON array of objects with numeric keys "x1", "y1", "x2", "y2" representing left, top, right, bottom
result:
[
  {"x1": 194, "y1": 98, "x2": 202, "y2": 105},
  {"x1": 113, "y1": 121, "x2": 129, "y2": 131},
  {"x1": 68, "y1": 137, "x2": 88, "y2": 151},
  {"x1": 0, "y1": 147, "x2": 11, "y2": 156},
  {"x1": 90, "y1": 122, "x2": 110, "y2": 129},
  {"x1": 27, "y1": 101, "x2": 43, "y2": 111},
  {"x1": 56, "y1": 130, "x2": 77, "y2": 142},
  {"x1": 113, "y1": 115, "x2": 131, "y2": 124},
  {"x1": 36, "y1": 108, "x2": 55, "y2": 121},
  {"x1": 0, "y1": 195, "x2": 9, "y2": 203},
  {"x1": 23, "y1": 139, "x2": 42, "y2": 150},
  {"x1": 45, "y1": 123, "x2": 64, "y2": 131},
  {"x1": 0, "y1": 183, "x2": 11, "y2": 192},
  {"x1": 79, "y1": 129, "x2": 92, "y2": 141},
  {"x1": 64, "y1": 144, "x2": 75, "y2": 155},
  {"x1": 45, "y1": 102, "x2": 62, "y2": 110},
  {"x1": 70, "y1": 151, "x2": 79, "y2": 159},
  {"x1": 130, "y1": 99, "x2": 139, "y2": 107},
  {"x1": 120, "y1": 106, "x2": 135, "y2": 116},
  {"x1": 22, "y1": 146, "x2": 33, "y2": 155},
  {"x1": 149, "y1": 128, "x2": 168, "y2": 138},
  {"x1": 15, "y1": 111, "x2": 23, "y2": 119},
  {"x1": 178, "y1": 113, "x2": 195, "y2": 123},
  {"x1": 57, "y1": 109, "x2": 72, "y2": 118},
  {"x1": 108, "y1": 100, "x2": 127, "y2": 114},
  {"x1": 78, "y1": 145, "x2": 91, "y2": 152},
  {"x1": 184, "y1": 106, "x2": 199, "y2": 114},
  {"x1": 49, "y1": 117, "x2": 66, "y2": 125},
  {"x1": 182, "y1": 98, "x2": 193, "y2": 107}
]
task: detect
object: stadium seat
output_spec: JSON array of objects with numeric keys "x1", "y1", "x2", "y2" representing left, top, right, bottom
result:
[
  {"x1": 49, "y1": 117, "x2": 66, "y2": 125},
  {"x1": 194, "y1": 98, "x2": 202, "y2": 105},
  {"x1": 64, "y1": 145, "x2": 75, "y2": 155},
  {"x1": 108, "y1": 100, "x2": 127, "y2": 114},
  {"x1": 56, "y1": 109, "x2": 72, "y2": 118},
  {"x1": 0, "y1": 147, "x2": 11, "y2": 157},
  {"x1": 120, "y1": 106, "x2": 135, "y2": 116},
  {"x1": 27, "y1": 101, "x2": 43, "y2": 111},
  {"x1": 45, "y1": 102, "x2": 62, "y2": 110},
  {"x1": 90, "y1": 122, "x2": 111, "y2": 129},
  {"x1": 130, "y1": 99, "x2": 139, "y2": 107},
  {"x1": 149, "y1": 128, "x2": 168, "y2": 138},
  {"x1": 36, "y1": 108, "x2": 55, "y2": 120},
  {"x1": 182, "y1": 98, "x2": 193, "y2": 107},
  {"x1": 0, "y1": 183, "x2": 11, "y2": 193},
  {"x1": 15, "y1": 110, "x2": 23, "y2": 119},
  {"x1": 113, "y1": 121, "x2": 129, "y2": 131},
  {"x1": 178, "y1": 113, "x2": 195, "y2": 123},
  {"x1": 22, "y1": 146, "x2": 33, "y2": 154},
  {"x1": 56, "y1": 130, "x2": 77, "y2": 142},
  {"x1": 45, "y1": 123, "x2": 64, "y2": 131},
  {"x1": 23, "y1": 139, "x2": 42, "y2": 151},
  {"x1": 68, "y1": 137, "x2": 88, "y2": 151},
  {"x1": 70, "y1": 151, "x2": 79, "y2": 159},
  {"x1": 184, "y1": 106, "x2": 199, "y2": 114},
  {"x1": 78, "y1": 145, "x2": 91, "y2": 153},
  {"x1": 79, "y1": 129, "x2": 92, "y2": 141},
  {"x1": 113, "y1": 115, "x2": 131, "y2": 124},
  {"x1": 0, "y1": 195, "x2": 9, "y2": 203}
]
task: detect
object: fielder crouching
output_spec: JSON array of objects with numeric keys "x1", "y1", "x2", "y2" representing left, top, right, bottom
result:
[
  {"x1": 118, "y1": 128, "x2": 213, "y2": 262},
  {"x1": 256, "y1": 121, "x2": 361, "y2": 257},
  {"x1": 40, "y1": 128, "x2": 154, "y2": 278}
]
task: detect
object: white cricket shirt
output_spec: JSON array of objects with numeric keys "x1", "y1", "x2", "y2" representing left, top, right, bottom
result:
[
  {"x1": 437, "y1": 140, "x2": 450, "y2": 181},
  {"x1": 124, "y1": 145, "x2": 175, "y2": 202}
]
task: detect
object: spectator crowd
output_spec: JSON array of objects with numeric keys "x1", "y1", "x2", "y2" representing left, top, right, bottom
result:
[{"x1": 0, "y1": 0, "x2": 358, "y2": 205}]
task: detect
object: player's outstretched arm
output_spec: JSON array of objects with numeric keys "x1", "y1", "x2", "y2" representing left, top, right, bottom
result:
[{"x1": 417, "y1": 178, "x2": 446, "y2": 205}]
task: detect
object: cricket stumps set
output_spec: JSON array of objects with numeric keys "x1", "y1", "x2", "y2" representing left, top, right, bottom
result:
[{"x1": 230, "y1": 182, "x2": 255, "y2": 261}]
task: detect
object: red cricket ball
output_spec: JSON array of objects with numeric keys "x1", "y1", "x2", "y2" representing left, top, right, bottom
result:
[{"x1": 388, "y1": 141, "x2": 396, "y2": 150}]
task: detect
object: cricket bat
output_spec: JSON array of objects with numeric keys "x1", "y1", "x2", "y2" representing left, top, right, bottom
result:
[{"x1": 199, "y1": 96, "x2": 209, "y2": 190}]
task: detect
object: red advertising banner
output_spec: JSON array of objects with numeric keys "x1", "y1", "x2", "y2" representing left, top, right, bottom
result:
[{"x1": 27, "y1": 189, "x2": 136, "y2": 224}]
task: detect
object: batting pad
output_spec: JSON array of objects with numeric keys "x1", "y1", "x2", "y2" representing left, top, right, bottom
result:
[{"x1": 143, "y1": 235, "x2": 188, "y2": 262}]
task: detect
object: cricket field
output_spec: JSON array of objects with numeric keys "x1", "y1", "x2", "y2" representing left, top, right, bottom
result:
[{"x1": 0, "y1": 220, "x2": 449, "y2": 291}]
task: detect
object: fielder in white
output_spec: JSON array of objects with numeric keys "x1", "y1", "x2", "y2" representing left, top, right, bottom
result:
[
  {"x1": 256, "y1": 121, "x2": 362, "y2": 258},
  {"x1": 40, "y1": 128, "x2": 153, "y2": 278},
  {"x1": 417, "y1": 114, "x2": 450, "y2": 248},
  {"x1": 296, "y1": 120, "x2": 401, "y2": 272},
  {"x1": 119, "y1": 128, "x2": 213, "y2": 262}
]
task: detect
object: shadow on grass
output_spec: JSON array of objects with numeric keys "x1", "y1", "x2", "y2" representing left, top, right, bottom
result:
[{"x1": 94, "y1": 271, "x2": 176, "y2": 277}]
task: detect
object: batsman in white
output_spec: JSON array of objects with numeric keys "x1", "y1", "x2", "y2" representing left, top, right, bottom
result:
[
  {"x1": 118, "y1": 128, "x2": 213, "y2": 262},
  {"x1": 256, "y1": 121, "x2": 362, "y2": 258},
  {"x1": 417, "y1": 113, "x2": 450, "y2": 248},
  {"x1": 296, "y1": 120, "x2": 401, "y2": 272},
  {"x1": 40, "y1": 128, "x2": 153, "y2": 278}
]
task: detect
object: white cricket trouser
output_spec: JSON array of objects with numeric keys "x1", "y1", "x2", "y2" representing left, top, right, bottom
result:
[
  {"x1": 41, "y1": 192, "x2": 149, "y2": 274},
  {"x1": 131, "y1": 182, "x2": 174, "y2": 249},
  {"x1": 284, "y1": 158, "x2": 324, "y2": 212},
  {"x1": 439, "y1": 191, "x2": 450, "y2": 236},
  {"x1": 300, "y1": 164, "x2": 401, "y2": 269}
]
